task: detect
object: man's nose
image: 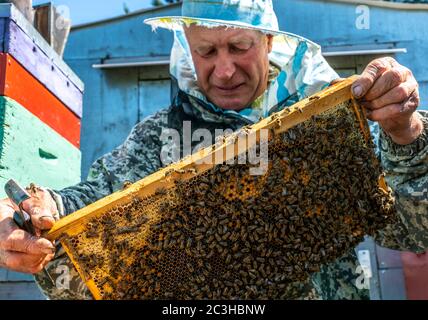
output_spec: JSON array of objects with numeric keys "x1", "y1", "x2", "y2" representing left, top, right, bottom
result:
[{"x1": 213, "y1": 53, "x2": 236, "y2": 81}]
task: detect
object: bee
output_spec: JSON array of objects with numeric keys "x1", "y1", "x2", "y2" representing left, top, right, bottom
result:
[
  {"x1": 187, "y1": 168, "x2": 198, "y2": 175},
  {"x1": 27, "y1": 183, "x2": 40, "y2": 196},
  {"x1": 115, "y1": 225, "x2": 140, "y2": 235},
  {"x1": 154, "y1": 187, "x2": 167, "y2": 196},
  {"x1": 164, "y1": 169, "x2": 175, "y2": 178},
  {"x1": 219, "y1": 165, "x2": 229, "y2": 173},
  {"x1": 86, "y1": 226, "x2": 100, "y2": 239},
  {"x1": 122, "y1": 180, "x2": 133, "y2": 190}
]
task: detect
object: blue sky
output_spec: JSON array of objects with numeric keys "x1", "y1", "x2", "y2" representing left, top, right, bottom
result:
[{"x1": 33, "y1": 0, "x2": 155, "y2": 26}]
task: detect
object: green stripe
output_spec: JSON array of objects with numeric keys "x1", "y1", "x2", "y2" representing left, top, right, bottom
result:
[{"x1": 0, "y1": 96, "x2": 81, "y2": 197}]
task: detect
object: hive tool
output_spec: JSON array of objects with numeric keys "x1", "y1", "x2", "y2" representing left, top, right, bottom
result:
[{"x1": 4, "y1": 179, "x2": 55, "y2": 285}]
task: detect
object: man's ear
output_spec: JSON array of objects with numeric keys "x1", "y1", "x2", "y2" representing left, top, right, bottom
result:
[{"x1": 267, "y1": 35, "x2": 274, "y2": 53}]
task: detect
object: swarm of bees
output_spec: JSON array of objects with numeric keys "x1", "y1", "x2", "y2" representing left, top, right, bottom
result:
[{"x1": 60, "y1": 101, "x2": 396, "y2": 300}]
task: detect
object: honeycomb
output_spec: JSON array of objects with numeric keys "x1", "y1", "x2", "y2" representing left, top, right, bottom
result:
[{"x1": 47, "y1": 77, "x2": 396, "y2": 300}]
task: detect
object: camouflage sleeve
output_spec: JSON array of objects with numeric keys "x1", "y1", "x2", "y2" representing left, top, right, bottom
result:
[
  {"x1": 35, "y1": 110, "x2": 167, "y2": 300},
  {"x1": 53, "y1": 111, "x2": 166, "y2": 216},
  {"x1": 374, "y1": 110, "x2": 428, "y2": 253},
  {"x1": 311, "y1": 249, "x2": 370, "y2": 300}
]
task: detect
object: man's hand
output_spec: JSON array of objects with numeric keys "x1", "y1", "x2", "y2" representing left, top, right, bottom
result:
[
  {"x1": 0, "y1": 187, "x2": 57, "y2": 274},
  {"x1": 352, "y1": 57, "x2": 423, "y2": 145}
]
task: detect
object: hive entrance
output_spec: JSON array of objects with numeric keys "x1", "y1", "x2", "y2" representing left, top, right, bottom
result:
[{"x1": 47, "y1": 77, "x2": 396, "y2": 300}]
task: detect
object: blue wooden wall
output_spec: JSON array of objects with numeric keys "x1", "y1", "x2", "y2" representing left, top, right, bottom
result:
[
  {"x1": 278, "y1": 0, "x2": 428, "y2": 109},
  {"x1": 64, "y1": 4, "x2": 179, "y2": 177}
]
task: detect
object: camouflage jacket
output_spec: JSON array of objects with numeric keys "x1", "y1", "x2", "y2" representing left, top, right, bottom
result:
[{"x1": 34, "y1": 78, "x2": 428, "y2": 299}]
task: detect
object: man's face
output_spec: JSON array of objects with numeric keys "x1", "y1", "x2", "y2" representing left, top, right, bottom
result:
[{"x1": 184, "y1": 25, "x2": 273, "y2": 111}]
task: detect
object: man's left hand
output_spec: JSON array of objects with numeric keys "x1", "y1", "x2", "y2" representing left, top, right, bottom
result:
[{"x1": 352, "y1": 57, "x2": 423, "y2": 145}]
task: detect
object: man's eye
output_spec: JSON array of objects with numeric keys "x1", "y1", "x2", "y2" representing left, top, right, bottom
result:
[
  {"x1": 230, "y1": 47, "x2": 246, "y2": 54},
  {"x1": 197, "y1": 48, "x2": 216, "y2": 57},
  {"x1": 230, "y1": 43, "x2": 251, "y2": 54}
]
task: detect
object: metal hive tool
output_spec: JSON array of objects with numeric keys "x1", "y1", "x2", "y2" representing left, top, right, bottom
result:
[{"x1": 46, "y1": 76, "x2": 397, "y2": 300}]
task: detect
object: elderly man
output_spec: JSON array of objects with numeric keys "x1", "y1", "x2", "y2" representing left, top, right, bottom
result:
[{"x1": 0, "y1": 0, "x2": 427, "y2": 300}]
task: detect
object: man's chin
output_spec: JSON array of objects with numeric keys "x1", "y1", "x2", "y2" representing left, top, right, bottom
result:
[{"x1": 214, "y1": 99, "x2": 247, "y2": 111}]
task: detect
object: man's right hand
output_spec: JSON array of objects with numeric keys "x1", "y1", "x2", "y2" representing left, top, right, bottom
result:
[{"x1": 0, "y1": 188, "x2": 57, "y2": 274}]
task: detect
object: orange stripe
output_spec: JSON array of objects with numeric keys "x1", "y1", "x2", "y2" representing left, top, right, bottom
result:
[{"x1": 0, "y1": 53, "x2": 80, "y2": 148}]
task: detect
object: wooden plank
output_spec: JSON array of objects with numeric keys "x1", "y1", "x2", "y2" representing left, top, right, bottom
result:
[
  {"x1": 0, "y1": 53, "x2": 81, "y2": 148},
  {"x1": 0, "y1": 282, "x2": 45, "y2": 300},
  {"x1": 0, "y1": 268, "x2": 7, "y2": 281},
  {"x1": 138, "y1": 80, "x2": 171, "y2": 120},
  {"x1": 2, "y1": 0, "x2": 33, "y2": 23},
  {"x1": 0, "y1": 18, "x2": 83, "y2": 118},
  {"x1": 5, "y1": 270, "x2": 33, "y2": 282},
  {"x1": 46, "y1": 76, "x2": 361, "y2": 241},
  {"x1": 0, "y1": 3, "x2": 83, "y2": 91},
  {"x1": 33, "y1": 2, "x2": 72, "y2": 57},
  {"x1": 0, "y1": 96, "x2": 81, "y2": 198},
  {"x1": 33, "y1": 3, "x2": 52, "y2": 46}
]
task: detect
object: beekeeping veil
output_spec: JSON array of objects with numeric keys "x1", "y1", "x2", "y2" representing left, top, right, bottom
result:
[{"x1": 145, "y1": 0, "x2": 339, "y2": 123}]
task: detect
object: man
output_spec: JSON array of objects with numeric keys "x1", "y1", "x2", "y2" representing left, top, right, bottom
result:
[{"x1": 0, "y1": 0, "x2": 427, "y2": 300}]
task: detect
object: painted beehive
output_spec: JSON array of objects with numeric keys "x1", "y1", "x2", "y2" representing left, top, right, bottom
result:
[
  {"x1": 0, "y1": 2, "x2": 82, "y2": 149},
  {"x1": 46, "y1": 77, "x2": 396, "y2": 300},
  {"x1": 0, "y1": 3, "x2": 84, "y2": 291},
  {"x1": 0, "y1": 2, "x2": 83, "y2": 195},
  {"x1": 0, "y1": 3, "x2": 83, "y2": 119},
  {"x1": 0, "y1": 53, "x2": 81, "y2": 148},
  {"x1": 0, "y1": 96, "x2": 81, "y2": 191}
]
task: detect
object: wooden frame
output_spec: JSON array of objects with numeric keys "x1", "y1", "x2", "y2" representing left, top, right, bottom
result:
[
  {"x1": 45, "y1": 76, "x2": 392, "y2": 299},
  {"x1": 46, "y1": 76, "x2": 374, "y2": 241},
  {"x1": 33, "y1": 3, "x2": 71, "y2": 57}
]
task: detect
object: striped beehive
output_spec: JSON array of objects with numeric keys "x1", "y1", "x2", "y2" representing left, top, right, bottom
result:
[
  {"x1": 0, "y1": 2, "x2": 83, "y2": 191},
  {"x1": 0, "y1": 3, "x2": 84, "y2": 297}
]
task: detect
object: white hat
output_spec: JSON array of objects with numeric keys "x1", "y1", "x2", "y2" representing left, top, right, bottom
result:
[{"x1": 144, "y1": 0, "x2": 317, "y2": 47}]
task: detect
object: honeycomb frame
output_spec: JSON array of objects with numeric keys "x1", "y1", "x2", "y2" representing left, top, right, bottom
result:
[{"x1": 45, "y1": 76, "x2": 396, "y2": 300}]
